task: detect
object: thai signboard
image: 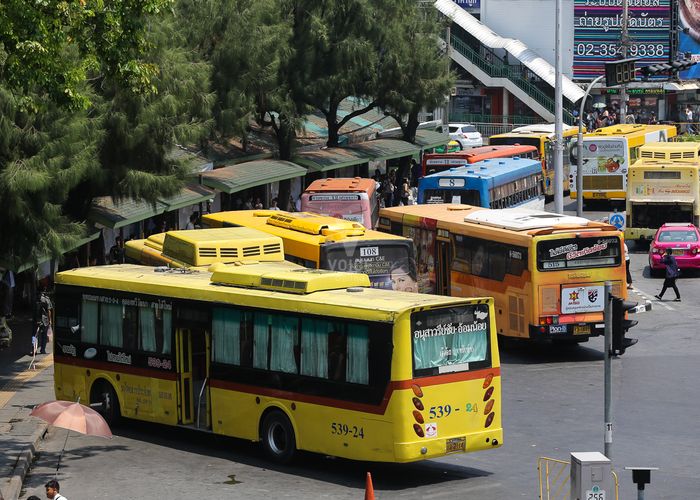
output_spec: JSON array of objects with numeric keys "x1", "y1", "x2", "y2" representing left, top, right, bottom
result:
[
  {"x1": 680, "y1": 0, "x2": 700, "y2": 78},
  {"x1": 573, "y1": 0, "x2": 671, "y2": 80}
]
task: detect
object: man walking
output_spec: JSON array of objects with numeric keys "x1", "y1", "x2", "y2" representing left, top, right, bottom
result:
[
  {"x1": 624, "y1": 242, "x2": 632, "y2": 288},
  {"x1": 45, "y1": 479, "x2": 68, "y2": 499},
  {"x1": 655, "y1": 248, "x2": 681, "y2": 301}
]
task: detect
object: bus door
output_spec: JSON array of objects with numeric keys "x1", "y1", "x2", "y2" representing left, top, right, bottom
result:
[
  {"x1": 437, "y1": 240, "x2": 451, "y2": 296},
  {"x1": 176, "y1": 328, "x2": 211, "y2": 428}
]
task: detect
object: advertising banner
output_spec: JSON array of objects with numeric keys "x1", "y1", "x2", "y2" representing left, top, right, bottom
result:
[
  {"x1": 561, "y1": 285, "x2": 605, "y2": 313},
  {"x1": 579, "y1": 139, "x2": 627, "y2": 175},
  {"x1": 455, "y1": 0, "x2": 481, "y2": 12},
  {"x1": 679, "y1": 0, "x2": 700, "y2": 79},
  {"x1": 574, "y1": 0, "x2": 671, "y2": 80}
]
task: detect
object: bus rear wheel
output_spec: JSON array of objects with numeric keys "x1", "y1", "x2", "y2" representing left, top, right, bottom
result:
[{"x1": 261, "y1": 410, "x2": 296, "y2": 464}]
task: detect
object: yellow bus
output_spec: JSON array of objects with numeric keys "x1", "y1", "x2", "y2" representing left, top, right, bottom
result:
[
  {"x1": 489, "y1": 124, "x2": 581, "y2": 197},
  {"x1": 625, "y1": 142, "x2": 700, "y2": 241},
  {"x1": 124, "y1": 227, "x2": 285, "y2": 269},
  {"x1": 52, "y1": 262, "x2": 502, "y2": 463},
  {"x1": 378, "y1": 204, "x2": 629, "y2": 344},
  {"x1": 569, "y1": 124, "x2": 677, "y2": 202},
  {"x1": 201, "y1": 210, "x2": 415, "y2": 290}
]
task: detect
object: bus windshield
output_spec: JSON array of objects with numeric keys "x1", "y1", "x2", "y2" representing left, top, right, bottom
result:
[
  {"x1": 423, "y1": 188, "x2": 481, "y2": 205},
  {"x1": 412, "y1": 304, "x2": 491, "y2": 377},
  {"x1": 537, "y1": 236, "x2": 621, "y2": 271},
  {"x1": 304, "y1": 194, "x2": 365, "y2": 224},
  {"x1": 321, "y1": 241, "x2": 412, "y2": 289}
]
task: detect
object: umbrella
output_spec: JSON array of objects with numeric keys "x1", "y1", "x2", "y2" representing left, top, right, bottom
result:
[
  {"x1": 30, "y1": 399, "x2": 112, "y2": 476},
  {"x1": 592, "y1": 102, "x2": 607, "y2": 109}
]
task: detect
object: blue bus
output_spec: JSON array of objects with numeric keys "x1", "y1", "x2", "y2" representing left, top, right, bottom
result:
[{"x1": 417, "y1": 157, "x2": 544, "y2": 211}]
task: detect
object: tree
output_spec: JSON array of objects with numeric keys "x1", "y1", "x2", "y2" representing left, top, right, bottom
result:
[
  {"x1": 0, "y1": 2, "x2": 213, "y2": 269},
  {"x1": 287, "y1": 0, "x2": 382, "y2": 147},
  {"x1": 375, "y1": 1, "x2": 453, "y2": 180}
]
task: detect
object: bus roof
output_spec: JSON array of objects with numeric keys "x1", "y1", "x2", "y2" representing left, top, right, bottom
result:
[
  {"x1": 421, "y1": 157, "x2": 541, "y2": 187},
  {"x1": 55, "y1": 263, "x2": 481, "y2": 319},
  {"x1": 586, "y1": 124, "x2": 676, "y2": 138},
  {"x1": 636, "y1": 142, "x2": 700, "y2": 164},
  {"x1": 202, "y1": 210, "x2": 409, "y2": 245},
  {"x1": 425, "y1": 145, "x2": 538, "y2": 163},
  {"x1": 304, "y1": 177, "x2": 377, "y2": 194},
  {"x1": 379, "y1": 204, "x2": 617, "y2": 238}
]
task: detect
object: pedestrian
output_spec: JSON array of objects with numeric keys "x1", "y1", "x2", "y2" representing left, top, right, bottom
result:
[
  {"x1": 185, "y1": 212, "x2": 199, "y2": 230},
  {"x1": 685, "y1": 106, "x2": 695, "y2": 134},
  {"x1": 624, "y1": 241, "x2": 632, "y2": 289},
  {"x1": 400, "y1": 178, "x2": 410, "y2": 206},
  {"x1": 655, "y1": 248, "x2": 681, "y2": 302},
  {"x1": 45, "y1": 479, "x2": 68, "y2": 500},
  {"x1": 410, "y1": 159, "x2": 421, "y2": 188},
  {"x1": 109, "y1": 236, "x2": 125, "y2": 264},
  {"x1": 35, "y1": 286, "x2": 53, "y2": 355},
  {"x1": 269, "y1": 197, "x2": 281, "y2": 210}
]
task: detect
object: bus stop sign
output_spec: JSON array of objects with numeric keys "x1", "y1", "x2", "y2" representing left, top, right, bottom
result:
[{"x1": 609, "y1": 212, "x2": 626, "y2": 231}]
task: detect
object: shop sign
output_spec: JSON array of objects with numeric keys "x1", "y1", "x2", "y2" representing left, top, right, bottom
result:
[
  {"x1": 455, "y1": 0, "x2": 480, "y2": 11},
  {"x1": 574, "y1": 0, "x2": 671, "y2": 80}
]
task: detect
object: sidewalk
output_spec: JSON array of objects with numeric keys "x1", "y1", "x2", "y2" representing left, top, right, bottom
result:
[{"x1": 0, "y1": 319, "x2": 54, "y2": 500}]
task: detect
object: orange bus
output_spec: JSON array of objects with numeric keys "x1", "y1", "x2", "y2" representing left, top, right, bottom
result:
[
  {"x1": 301, "y1": 177, "x2": 379, "y2": 229},
  {"x1": 421, "y1": 145, "x2": 539, "y2": 177},
  {"x1": 378, "y1": 204, "x2": 630, "y2": 344}
]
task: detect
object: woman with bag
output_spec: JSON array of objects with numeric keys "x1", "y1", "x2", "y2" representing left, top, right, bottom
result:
[
  {"x1": 35, "y1": 287, "x2": 53, "y2": 354},
  {"x1": 655, "y1": 248, "x2": 681, "y2": 302}
]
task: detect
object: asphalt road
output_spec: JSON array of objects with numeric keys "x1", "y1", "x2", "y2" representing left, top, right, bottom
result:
[{"x1": 17, "y1": 199, "x2": 700, "y2": 500}]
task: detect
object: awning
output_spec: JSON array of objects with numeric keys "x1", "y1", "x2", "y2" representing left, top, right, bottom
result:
[
  {"x1": 89, "y1": 197, "x2": 168, "y2": 229},
  {"x1": 293, "y1": 148, "x2": 369, "y2": 173},
  {"x1": 3, "y1": 229, "x2": 101, "y2": 273},
  {"x1": 629, "y1": 197, "x2": 695, "y2": 204},
  {"x1": 344, "y1": 139, "x2": 421, "y2": 161},
  {"x1": 663, "y1": 82, "x2": 700, "y2": 92},
  {"x1": 160, "y1": 184, "x2": 214, "y2": 211},
  {"x1": 200, "y1": 160, "x2": 307, "y2": 194}
]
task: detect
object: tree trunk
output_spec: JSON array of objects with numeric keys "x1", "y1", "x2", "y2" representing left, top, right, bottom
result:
[
  {"x1": 278, "y1": 179, "x2": 292, "y2": 211},
  {"x1": 275, "y1": 114, "x2": 295, "y2": 211},
  {"x1": 397, "y1": 110, "x2": 421, "y2": 184},
  {"x1": 325, "y1": 101, "x2": 341, "y2": 147}
]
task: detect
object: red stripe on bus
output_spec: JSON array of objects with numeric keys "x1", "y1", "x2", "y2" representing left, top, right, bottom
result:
[{"x1": 210, "y1": 367, "x2": 501, "y2": 415}]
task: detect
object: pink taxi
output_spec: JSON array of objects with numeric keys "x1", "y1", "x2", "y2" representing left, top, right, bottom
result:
[{"x1": 649, "y1": 223, "x2": 700, "y2": 272}]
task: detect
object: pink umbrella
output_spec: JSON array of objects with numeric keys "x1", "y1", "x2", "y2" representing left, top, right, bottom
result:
[{"x1": 30, "y1": 399, "x2": 112, "y2": 475}]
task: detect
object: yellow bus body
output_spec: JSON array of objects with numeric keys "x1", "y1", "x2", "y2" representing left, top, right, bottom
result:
[
  {"x1": 570, "y1": 124, "x2": 677, "y2": 201},
  {"x1": 53, "y1": 263, "x2": 502, "y2": 463},
  {"x1": 489, "y1": 124, "x2": 581, "y2": 197},
  {"x1": 201, "y1": 210, "x2": 415, "y2": 289},
  {"x1": 625, "y1": 142, "x2": 700, "y2": 241},
  {"x1": 378, "y1": 204, "x2": 627, "y2": 342}
]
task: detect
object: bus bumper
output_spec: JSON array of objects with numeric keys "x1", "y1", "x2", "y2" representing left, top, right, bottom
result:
[
  {"x1": 393, "y1": 428, "x2": 503, "y2": 462},
  {"x1": 529, "y1": 323, "x2": 604, "y2": 340}
]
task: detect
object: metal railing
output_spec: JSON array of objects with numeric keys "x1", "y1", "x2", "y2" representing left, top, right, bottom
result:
[
  {"x1": 448, "y1": 112, "x2": 545, "y2": 126},
  {"x1": 449, "y1": 34, "x2": 576, "y2": 125}
]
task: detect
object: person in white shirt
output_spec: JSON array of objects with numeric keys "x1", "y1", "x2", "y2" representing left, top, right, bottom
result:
[
  {"x1": 45, "y1": 479, "x2": 68, "y2": 500},
  {"x1": 624, "y1": 241, "x2": 632, "y2": 289}
]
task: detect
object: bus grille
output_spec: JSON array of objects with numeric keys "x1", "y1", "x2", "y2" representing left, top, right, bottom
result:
[
  {"x1": 219, "y1": 248, "x2": 239, "y2": 258},
  {"x1": 199, "y1": 247, "x2": 217, "y2": 257},
  {"x1": 263, "y1": 243, "x2": 282, "y2": 254},
  {"x1": 582, "y1": 175, "x2": 623, "y2": 190},
  {"x1": 242, "y1": 246, "x2": 261, "y2": 257}
]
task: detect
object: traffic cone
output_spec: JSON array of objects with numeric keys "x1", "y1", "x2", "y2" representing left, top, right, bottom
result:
[{"x1": 364, "y1": 471, "x2": 375, "y2": 500}]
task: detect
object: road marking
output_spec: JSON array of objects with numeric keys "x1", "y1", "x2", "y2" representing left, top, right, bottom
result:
[
  {"x1": 629, "y1": 286, "x2": 674, "y2": 311},
  {"x1": 0, "y1": 354, "x2": 53, "y2": 409}
]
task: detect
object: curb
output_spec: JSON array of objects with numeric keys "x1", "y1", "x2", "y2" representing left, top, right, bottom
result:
[{"x1": 2, "y1": 422, "x2": 48, "y2": 500}]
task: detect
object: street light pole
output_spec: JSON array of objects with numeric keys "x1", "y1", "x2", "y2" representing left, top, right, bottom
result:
[
  {"x1": 619, "y1": 0, "x2": 630, "y2": 124},
  {"x1": 577, "y1": 75, "x2": 605, "y2": 217},
  {"x1": 554, "y1": 0, "x2": 564, "y2": 214},
  {"x1": 604, "y1": 281, "x2": 613, "y2": 459}
]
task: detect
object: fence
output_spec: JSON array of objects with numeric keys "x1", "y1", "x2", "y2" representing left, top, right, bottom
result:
[{"x1": 537, "y1": 457, "x2": 620, "y2": 500}]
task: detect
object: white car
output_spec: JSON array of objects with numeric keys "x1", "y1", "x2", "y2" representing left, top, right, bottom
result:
[{"x1": 448, "y1": 123, "x2": 483, "y2": 149}]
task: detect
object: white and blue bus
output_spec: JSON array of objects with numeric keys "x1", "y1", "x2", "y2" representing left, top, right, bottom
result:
[{"x1": 417, "y1": 157, "x2": 544, "y2": 211}]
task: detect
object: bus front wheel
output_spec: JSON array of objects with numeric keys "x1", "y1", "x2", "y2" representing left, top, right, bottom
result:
[
  {"x1": 261, "y1": 410, "x2": 296, "y2": 464},
  {"x1": 91, "y1": 381, "x2": 120, "y2": 426}
]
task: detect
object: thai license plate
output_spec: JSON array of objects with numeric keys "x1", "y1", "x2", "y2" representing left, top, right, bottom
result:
[
  {"x1": 592, "y1": 192, "x2": 607, "y2": 198},
  {"x1": 672, "y1": 249, "x2": 685, "y2": 256},
  {"x1": 446, "y1": 437, "x2": 466, "y2": 453},
  {"x1": 574, "y1": 325, "x2": 590, "y2": 335}
]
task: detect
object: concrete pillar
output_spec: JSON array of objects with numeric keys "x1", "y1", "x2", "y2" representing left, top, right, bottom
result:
[{"x1": 502, "y1": 88, "x2": 510, "y2": 125}]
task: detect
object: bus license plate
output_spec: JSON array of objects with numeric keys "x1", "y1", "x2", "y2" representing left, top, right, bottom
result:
[
  {"x1": 592, "y1": 192, "x2": 606, "y2": 198},
  {"x1": 574, "y1": 325, "x2": 590, "y2": 335},
  {"x1": 446, "y1": 437, "x2": 466, "y2": 453}
]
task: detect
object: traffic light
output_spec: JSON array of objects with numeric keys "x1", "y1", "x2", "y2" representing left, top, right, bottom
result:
[
  {"x1": 604, "y1": 58, "x2": 638, "y2": 87},
  {"x1": 611, "y1": 296, "x2": 639, "y2": 355},
  {"x1": 671, "y1": 58, "x2": 696, "y2": 72},
  {"x1": 639, "y1": 57, "x2": 697, "y2": 78}
]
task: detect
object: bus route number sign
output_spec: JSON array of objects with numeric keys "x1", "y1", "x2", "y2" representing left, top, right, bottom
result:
[{"x1": 586, "y1": 485, "x2": 605, "y2": 500}]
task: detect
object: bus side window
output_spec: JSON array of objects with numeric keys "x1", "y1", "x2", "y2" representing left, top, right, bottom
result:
[{"x1": 328, "y1": 328, "x2": 347, "y2": 382}]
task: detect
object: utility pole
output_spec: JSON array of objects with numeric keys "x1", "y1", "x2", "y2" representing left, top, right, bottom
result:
[
  {"x1": 554, "y1": 0, "x2": 564, "y2": 214},
  {"x1": 604, "y1": 281, "x2": 613, "y2": 459},
  {"x1": 619, "y1": 0, "x2": 630, "y2": 124}
]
